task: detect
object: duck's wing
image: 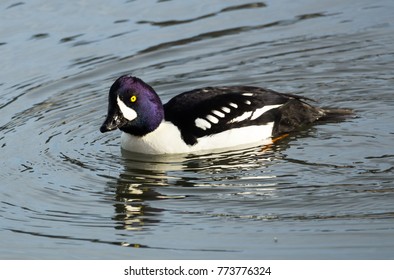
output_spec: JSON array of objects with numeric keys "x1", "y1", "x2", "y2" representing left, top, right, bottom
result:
[{"x1": 163, "y1": 86, "x2": 295, "y2": 145}]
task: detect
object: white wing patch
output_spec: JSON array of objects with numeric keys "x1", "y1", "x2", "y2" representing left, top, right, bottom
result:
[
  {"x1": 194, "y1": 102, "x2": 283, "y2": 131},
  {"x1": 251, "y1": 104, "x2": 282, "y2": 120},
  {"x1": 195, "y1": 117, "x2": 212, "y2": 130},
  {"x1": 206, "y1": 114, "x2": 219, "y2": 124},
  {"x1": 229, "y1": 104, "x2": 282, "y2": 123},
  {"x1": 229, "y1": 111, "x2": 253, "y2": 123},
  {"x1": 117, "y1": 96, "x2": 137, "y2": 121},
  {"x1": 221, "y1": 107, "x2": 231, "y2": 113},
  {"x1": 212, "y1": 110, "x2": 225, "y2": 118}
]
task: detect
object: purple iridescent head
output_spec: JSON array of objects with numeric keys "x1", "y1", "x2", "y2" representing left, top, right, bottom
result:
[{"x1": 100, "y1": 75, "x2": 164, "y2": 136}]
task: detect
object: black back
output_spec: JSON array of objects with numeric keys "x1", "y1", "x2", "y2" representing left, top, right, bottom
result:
[{"x1": 164, "y1": 86, "x2": 311, "y2": 145}]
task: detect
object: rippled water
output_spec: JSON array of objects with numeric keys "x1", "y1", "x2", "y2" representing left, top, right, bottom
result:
[{"x1": 1, "y1": 0, "x2": 394, "y2": 259}]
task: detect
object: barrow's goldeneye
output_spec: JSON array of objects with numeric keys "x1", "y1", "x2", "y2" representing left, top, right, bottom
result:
[{"x1": 100, "y1": 75, "x2": 351, "y2": 154}]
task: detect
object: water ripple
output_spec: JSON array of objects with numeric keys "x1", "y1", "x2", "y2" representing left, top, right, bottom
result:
[{"x1": 1, "y1": 0, "x2": 394, "y2": 259}]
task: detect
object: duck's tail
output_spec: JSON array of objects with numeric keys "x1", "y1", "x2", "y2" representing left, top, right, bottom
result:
[
  {"x1": 319, "y1": 108, "x2": 355, "y2": 122},
  {"x1": 272, "y1": 100, "x2": 354, "y2": 137}
]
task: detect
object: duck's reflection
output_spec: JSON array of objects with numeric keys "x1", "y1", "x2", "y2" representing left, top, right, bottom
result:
[
  {"x1": 112, "y1": 183, "x2": 164, "y2": 231},
  {"x1": 109, "y1": 141, "x2": 289, "y2": 232}
]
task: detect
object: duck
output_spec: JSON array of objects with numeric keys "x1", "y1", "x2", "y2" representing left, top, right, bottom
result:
[{"x1": 100, "y1": 75, "x2": 351, "y2": 154}]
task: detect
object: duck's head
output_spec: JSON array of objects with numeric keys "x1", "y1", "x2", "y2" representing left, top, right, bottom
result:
[{"x1": 100, "y1": 75, "x2": 164, "y2": 136}]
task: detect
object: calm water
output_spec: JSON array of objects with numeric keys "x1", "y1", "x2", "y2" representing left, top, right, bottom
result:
[{"x1": 1, "y1": 0, "x2": 394, "y2": 259}]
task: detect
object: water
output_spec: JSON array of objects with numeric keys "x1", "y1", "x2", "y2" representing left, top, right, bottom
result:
[{"x1": 1, "y1": 0, "x2": 394, "y2": 259}]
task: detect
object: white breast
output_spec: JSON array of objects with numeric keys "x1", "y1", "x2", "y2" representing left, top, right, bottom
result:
[{"x1": 120, "y1": 121, "x2": 275, "y2": 155}]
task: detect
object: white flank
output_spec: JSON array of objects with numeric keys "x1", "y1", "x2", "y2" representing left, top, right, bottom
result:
[
  {"x1": 251, "y1": 104, "x2": 282, "y2": 120},
  {"x1": 121, "y1": 121, "x2": 275, "y2": 155},
  {"x1": 206, "y1": 114, "x2": 219, "y2": 124},
  {"x1": 195, "y1": 117, "x2": 211, "y2": 130},
  {"x1": 117, "y1": 96, "x2": 137, "y2": 121}
]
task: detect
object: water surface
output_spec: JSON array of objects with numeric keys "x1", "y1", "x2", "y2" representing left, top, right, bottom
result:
[{"x1": 1, "y1": 0, "x2": 394, "y2": 259}]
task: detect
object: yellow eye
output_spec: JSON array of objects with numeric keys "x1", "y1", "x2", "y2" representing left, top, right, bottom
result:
[{"x1": 130, "y1": 95, "x2": 137, "y2": 103}]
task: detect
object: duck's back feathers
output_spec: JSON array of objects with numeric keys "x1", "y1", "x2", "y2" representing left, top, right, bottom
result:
[{"x1": 164, "y1": 86, "x2": 318, "y2": 145}]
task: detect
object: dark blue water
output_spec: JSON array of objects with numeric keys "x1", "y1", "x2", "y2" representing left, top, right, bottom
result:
[{"x1": 1, "y1": 0, "x2": 394, "y2": 259}]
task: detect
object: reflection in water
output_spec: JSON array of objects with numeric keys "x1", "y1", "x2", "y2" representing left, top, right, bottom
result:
[
  {"x1": 110, "y1": 144, "x2": 283, "y2": 232},
  {"x1": 120, "y1": 142, "x2": 283, "y2": 188},
  {"x1": 112, "y1": 182, "x2": 165, "y2": 231}
]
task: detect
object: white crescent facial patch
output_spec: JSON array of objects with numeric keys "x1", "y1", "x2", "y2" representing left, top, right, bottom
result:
[{"x1": 117, "y1": 96, "x2": 137, "y2": 121}]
